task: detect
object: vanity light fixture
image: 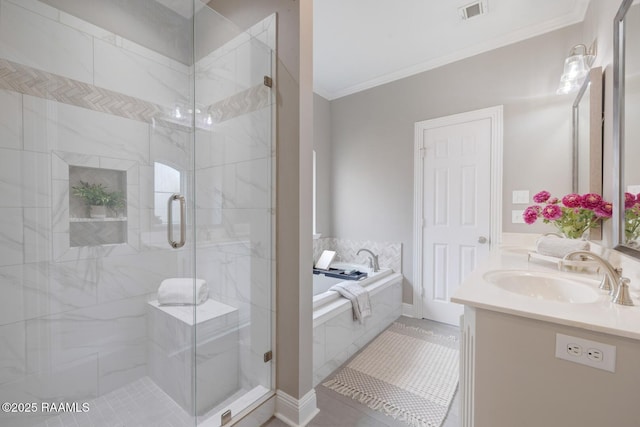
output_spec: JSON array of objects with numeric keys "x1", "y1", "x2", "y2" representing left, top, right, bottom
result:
[{"x1": 557, "y1": 44, "x2": 596, "y2": 94}]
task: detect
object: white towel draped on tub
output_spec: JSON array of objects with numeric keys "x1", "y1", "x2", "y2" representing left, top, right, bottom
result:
[
  {"x1": 536, "y1": 235, "x2": 590, "y2": 258},
  {"x1": 158, "y1": 278, "x2": 209, "y2": 306},
  {"x1": 329, "y1": 282, "x2": 372, "y2": 323}
]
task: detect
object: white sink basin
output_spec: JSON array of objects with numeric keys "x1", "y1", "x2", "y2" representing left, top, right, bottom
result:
[{"x1": 483, "y1": 270, "x2": 600, "y2": 303}]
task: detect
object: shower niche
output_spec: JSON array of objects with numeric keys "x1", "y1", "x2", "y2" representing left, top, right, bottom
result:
[{"x1": 69, "y1": 165, "x2": 127, "y2": 247}]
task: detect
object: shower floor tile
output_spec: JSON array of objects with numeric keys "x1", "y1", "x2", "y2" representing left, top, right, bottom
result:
[{"x1": 36, "y1": 377, "x2": 194, "y2": 427}]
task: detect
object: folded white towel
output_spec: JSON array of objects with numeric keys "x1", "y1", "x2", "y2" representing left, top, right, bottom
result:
[
  {"x1": 329, "y1": 282, "x2": 371, "y2": 323},
  {"x1": 536, "y1": 235, "x2": 590, "y2": 258},
  {"x1": 158, "y1": 278, "x2": 208, "y2": 306}
]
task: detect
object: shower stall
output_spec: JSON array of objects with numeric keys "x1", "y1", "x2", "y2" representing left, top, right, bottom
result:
[{"x1": 0, "y1": 0, "x2": 275, "y2": 426}]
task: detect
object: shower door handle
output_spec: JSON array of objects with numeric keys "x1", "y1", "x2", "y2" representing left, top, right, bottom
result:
[{"x1": 167, "y1": 193, "x2": 186, "y2": 249}]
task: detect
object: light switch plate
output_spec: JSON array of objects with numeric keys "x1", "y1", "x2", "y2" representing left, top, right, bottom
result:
[
  {"x1": 512, "y1": 210, "x2": 525, "y2": 224},
  {"x1": 512, "y1": 190, "x2": 530, "y2": 204}
]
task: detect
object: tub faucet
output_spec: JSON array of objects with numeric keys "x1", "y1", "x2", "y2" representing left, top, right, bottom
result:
[
  {"x1": 561, "y1": 251, "x2": 633, "y2": 306},
  {"x1": 357, "y1": 248, "x2": 380, "y2": 272}
]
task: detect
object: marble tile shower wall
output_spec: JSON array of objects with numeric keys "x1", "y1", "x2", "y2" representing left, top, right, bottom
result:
[
  {"x1": 0, "y1": 0, "x2": 275, "y2": 422},
  {"x1": 0, "y1": 2, "x2": 188, "y2": 421}
]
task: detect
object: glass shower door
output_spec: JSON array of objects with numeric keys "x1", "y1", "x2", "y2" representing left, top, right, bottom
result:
[{"x1": 193, "y1": 7, "x2": 276, "y2": 422}]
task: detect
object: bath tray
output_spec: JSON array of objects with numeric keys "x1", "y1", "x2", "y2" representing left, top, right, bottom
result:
[{"x1": 313, "y1": 268, "x2": 368, "y2": 281}]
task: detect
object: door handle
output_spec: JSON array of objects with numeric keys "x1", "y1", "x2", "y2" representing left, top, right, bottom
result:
[
  {"x1": 478, "y1": 236, "x2": 488, "y2": 244},
  {"x1": 167, "y1": 193, "x2": 186, "y2": 249}
]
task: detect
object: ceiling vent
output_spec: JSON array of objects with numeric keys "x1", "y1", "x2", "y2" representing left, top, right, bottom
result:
[{"x1": 459, "y1": 1, "x2": 487, "y2": 20}]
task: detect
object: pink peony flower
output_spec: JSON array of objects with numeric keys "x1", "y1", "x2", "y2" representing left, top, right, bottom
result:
[
  {"x1": 523, "y1": 206, "x2": 539, "y2": 224},
  {"x1": 625, "y1": 192, "x2": 636, "y2": 209},
  {"x1": 533, "y1": 191, "x2": 551, "y2": 203},
  {"x1": 595, "y1": 202, "x2": 613, "y2": 218},
  {"x1": 523, "y1": 191, "x2": 611, "y2": 234},
  {"x1": 581, "y1": 193, "x2": 603, "y2": 210},
  {"x1": 541, "y1": 204, "x2": 562, "y2": 221},
  {"x1": 562, "y1": 193, "x2": 582, "y2": 208}
]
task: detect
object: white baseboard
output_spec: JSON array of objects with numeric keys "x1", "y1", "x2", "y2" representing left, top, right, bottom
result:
[
  {"x1": 402, "y1": 303, "x2": 415, "y2": 317},
  {"x1": 275, "y1": 388, "x2": 319, "y2": 427}
]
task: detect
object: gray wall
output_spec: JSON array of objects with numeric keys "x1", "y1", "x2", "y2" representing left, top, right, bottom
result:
[
  {"x1": 324, "y1": 25, "x2": 584, "y2": 304},
  {"x1": 313, "y1": 93, "x2": 332, "y2": 236}
]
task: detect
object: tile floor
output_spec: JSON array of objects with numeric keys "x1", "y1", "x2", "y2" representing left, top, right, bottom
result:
[
  {"x1": 31, "y1": 377, "x2": 255, "y2": 427},
  {"x1": 262, "y1": 316, "x2": 460, "y2": 427},
  {"x1": 33, "y1": 377, "x2": 194, "y2": 427}
]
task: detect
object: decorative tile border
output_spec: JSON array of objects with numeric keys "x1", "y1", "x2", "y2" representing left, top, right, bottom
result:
[
  {"x1": 313, "y1": 238, "x2": 402, "y2": 273},
  {"x1": 208, "y1": 84, "x2": 271, "y2": 124},
  {"x1": 0, "y1": 57, "x2": 270, "y2": 128},
  {"x1": 0, "y1": 58, "x2": 163, "y2": 123}
]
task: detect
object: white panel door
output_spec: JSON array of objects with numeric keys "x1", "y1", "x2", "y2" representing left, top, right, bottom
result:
[{"x1": 420, "y1": 117, "x2": 492, "y2": 325}]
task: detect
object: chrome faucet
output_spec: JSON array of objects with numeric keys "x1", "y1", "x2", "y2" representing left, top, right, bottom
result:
[
  {"x1": 357, "y1": 248, "x2": 380, "y2": 272},
  {"x1": 561, "y1": 251, "x2": 634, "y2": 306}
]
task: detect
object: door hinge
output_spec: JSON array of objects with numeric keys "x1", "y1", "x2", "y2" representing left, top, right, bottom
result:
[
  {"x1": 263, "y1": 76, "x2": 273, "y2": 88},
  {"x1": 221, "y1": 410, "x2": 232, "y2": 425},
  {"x1": 264, "y1": 350, "x2": 273, "y2": 363}
]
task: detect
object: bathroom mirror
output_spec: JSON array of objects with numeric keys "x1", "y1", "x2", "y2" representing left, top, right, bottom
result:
[
  {"x1": 613, "y1": 0, "x2": 640, "y2": 255},
  {"x1": 573, "y1": 66, "x2": 603, "y2": 239}
]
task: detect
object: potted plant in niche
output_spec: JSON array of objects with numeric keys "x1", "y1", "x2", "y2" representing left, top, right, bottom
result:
[{"x1": 71, "y1": 181, "x2": 126, "y2": 218}]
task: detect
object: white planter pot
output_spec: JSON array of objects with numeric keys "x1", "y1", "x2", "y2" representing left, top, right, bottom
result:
[{"x1": 90, "y1": 205, "x2": 106, "y2": 219}]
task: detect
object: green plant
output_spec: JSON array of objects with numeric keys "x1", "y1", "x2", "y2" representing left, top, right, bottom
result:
[{"x1": 72, "y1": 181, "x2": 125, "y2": 212}]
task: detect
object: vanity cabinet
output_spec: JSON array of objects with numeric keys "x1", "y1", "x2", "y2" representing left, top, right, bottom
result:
[{"x1": 460, "y1": 307, "x2": 640, "y2": 427}]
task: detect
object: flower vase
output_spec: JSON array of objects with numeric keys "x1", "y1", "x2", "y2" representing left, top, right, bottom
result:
[
  {"x1": 561, "y1": 229, "x2": 590, "y2": 240},
  {"x1": 625, "y1": 231, "x2": 639, "y2": 247}
]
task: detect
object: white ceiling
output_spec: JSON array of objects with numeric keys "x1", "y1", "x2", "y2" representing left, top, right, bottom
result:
[{"x1": 314, "y1": 0, "x2": 591, "y2": 100}]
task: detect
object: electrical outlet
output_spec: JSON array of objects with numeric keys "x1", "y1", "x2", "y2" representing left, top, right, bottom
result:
[
  {"x1": 567, "y1": 343, "x2": 582, "y2": 356},
  {"x1": 587, "y1": 348, "x2": 604, "y2": 362},
  {"x1": 555, "y1": 334, "x2": 616, "y2": 372},
  {"x1": 512, "y1": 210, "x2": 525, "y2": 224}
]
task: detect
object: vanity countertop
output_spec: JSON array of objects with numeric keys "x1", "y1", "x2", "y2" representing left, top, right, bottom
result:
[{"x1": 451, "y1": 243, "x2": 640, "y2": 341}]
